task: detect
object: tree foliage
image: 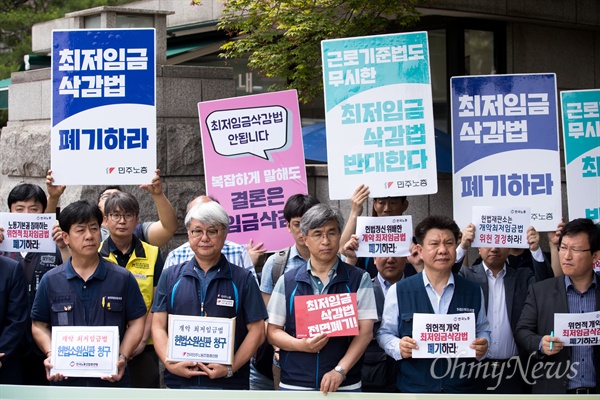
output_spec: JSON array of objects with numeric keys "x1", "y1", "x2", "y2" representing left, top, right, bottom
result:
[
  {"x1": 218, "y1": 0, "x2": 420, "y2": 104},
  {"x1": 0, "y1": 0, "x2": 132, "y2": 80}
]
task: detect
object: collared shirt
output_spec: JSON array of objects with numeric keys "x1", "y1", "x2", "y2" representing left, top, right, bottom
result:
[
  {"x1": 377, "y1": 272, "x2": 491, "y2": 361},
  {"x1": 564, "y1": 274, "x2": 597, "y2": 390},
  {"x1": 376, "y1": 273, "x2": 395, "y2": 296},
  {"x1": 103, "y1": 236, "x2": 164, "y2": 286},
  {"x1": 267, "y1": 258, "x2": 377, "y2": 391},
  {"x1": 482, "y1": 263, "x2": 518, "y2": 359},
  {"x1": 260, "y1": 245, "x2": 307, "y2": 294},
  {"x1": 268, "y1": 258, "x2": 378, "y2": 327},
  {"x1": 164, "y1": 240, "x2": 256, "y2": 282},
  {"x1": 31, "y1": 257, "x2": 146, "y2": 325}
]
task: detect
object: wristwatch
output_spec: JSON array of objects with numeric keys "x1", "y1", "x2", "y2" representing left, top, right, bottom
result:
[
  {"x1": 226, "y1": 366, "x2": 233, "y2": 378},
  {"x1": 334, "y1": 365, "x2": 346, "y2": 381}
]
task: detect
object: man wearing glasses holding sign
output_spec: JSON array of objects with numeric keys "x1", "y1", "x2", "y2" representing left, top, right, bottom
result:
[
  {"x1": 267, "y1": 204, "x2": 377, "y2": 393},
  {"x1": 99, "y1": 192, "x2": 164, "y2": 388},
  {"x1": 151, "y1": 201, "x2": 267, "y2": 389},
  {"x1": 515, "y1": 218, "x2": 600, "y2": 394}
]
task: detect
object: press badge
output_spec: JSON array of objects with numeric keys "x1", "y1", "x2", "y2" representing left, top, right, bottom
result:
[{"x1": 216, "y1": 299, "x2": 234, "y2": 307}]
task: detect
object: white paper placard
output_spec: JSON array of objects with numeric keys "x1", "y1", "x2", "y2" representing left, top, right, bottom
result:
[
  {"x1": 0, "y1": 213, "x2": 56, "y2": 253},
  {"x1": 412, "y1": 313, "x2": 475, "y2": 358},
  {"x1": 51, "y1": 326, "x2": 119, "y2": 378},
  {"x1": 554, "y1": 311, "x2": 600, "y2": 346},
  {"x1": 167, "y1": 314, "x2": 235, "y2": 365}
]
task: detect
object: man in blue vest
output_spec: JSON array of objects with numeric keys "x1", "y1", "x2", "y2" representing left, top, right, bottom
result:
[
  {"x1": 151, "y1": 201, "x2": 267, "y2": 389},
  {"x1": 377, "y1": 215, "x2": 490, "y2": 393},
  {"x1": 267, "y1": 204, "x2": 377, "y2": 393},
  {"x1": 30, "y1": 200, "x2": 147, "y2": 386}
]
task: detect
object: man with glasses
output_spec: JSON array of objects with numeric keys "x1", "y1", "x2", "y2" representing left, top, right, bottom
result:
[
  {"x1": 46, "y1": 169, "x2": 178, "y2": 247},
  {"x1": 515, "y1": 218, "x2": 600, "y2": 394},
  {"x1": 254, "y1": 193, "x2": 319, "y2": 390},
  {"x1": 99, "y1": 192, "x2": 164, "y2": 388},
  {"x1": 152, "y1": 201, "x2": 267, "y2": 389},
  {"x1": 267, "y1": 204, "x2": 377, "y2": 393},
  {"x1": 164, "y1": 196, "x2": 258, "y2": 280}
]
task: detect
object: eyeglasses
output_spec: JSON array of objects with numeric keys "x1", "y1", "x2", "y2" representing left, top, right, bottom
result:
[
  {"x1": 558, "y1": 245, "x2": 591, "y2": 255},
  {"x1": 308, "y1": 231, "x2": 340, "y2": 242},
  {"x1": 188, "y1": 228, "x2": 220, "y2": 239},
  {"x1": 109, "y1": 213, "x2": 135, "y2": 222}
]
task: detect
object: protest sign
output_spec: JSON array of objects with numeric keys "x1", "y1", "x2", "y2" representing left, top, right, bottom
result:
[
  {"x1": 198, "y1": 90, "x2": 307, "y2": 251},
  {"x1": 0, "y1": 213, "x2": 56, "y2": 253},
  {"x1": 451, "y1": 73, "x2": 561, "y2": 231},
  {"x1": 51, "y1": 326, "x2": 119, "y2": 378},
  {"x1": 554, "y1": 311, "x2": 600, "y2": 346},
  {"x1": 51, "y1": 29, "x2": 156, "y2": 185},
  {"x1": 294, "y1": 293, "x2": 358, "y2": 338},
  {"x1": 322, "y1": 32, "x2": 438, "y2": 200},
  {"x1": 471, "y1": 206, "x2": 530, "y2": 248},
  {"x1": 167, "y1": 315, "x2": 235, "y2": 365},
  {"x1": 412, "y1": 313, "x2": 475, "y2": 359},
  {"x1": 560, "y1": 89, "x2": 600, "y2": 223},
  {"x1": 355, "y1": 216, "x2": 412, "y2": 257}
]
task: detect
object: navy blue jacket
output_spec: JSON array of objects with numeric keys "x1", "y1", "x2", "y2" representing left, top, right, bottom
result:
[
  {"x1": 280, "y1": 260, "x2": 365, "y2": 389},
  {"x1": 395, "y1": 272, "x2": 482, "y2": 393},
  {"x1": 0, "y1": 256, "x2": 27, "y2": 384},
  {"x1": 162, "y1": 255, "x2": 267, "y2": 389}
]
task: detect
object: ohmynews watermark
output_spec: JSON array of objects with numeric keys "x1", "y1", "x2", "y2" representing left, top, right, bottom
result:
[{"x1": 429, "y1": 350, "x2": 578, "y2": 390}]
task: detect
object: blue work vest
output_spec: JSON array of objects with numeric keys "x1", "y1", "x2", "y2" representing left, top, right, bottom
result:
[
  {"x1": 395, "y1": 272, "x2": 482, "y2": 393},
  {"x1": 164, "y1": 256, "x2": 255, "y2": 389},
  {"x1": 280, "y1": 261, "x2": 365, "y2": 389}
]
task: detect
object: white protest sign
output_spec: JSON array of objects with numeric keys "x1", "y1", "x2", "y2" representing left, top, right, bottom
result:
[
  {"x1": 51, "y1": 29, "x2": 156, "y2": 185},
  {"x1": 471, "y1": 206, "x2": 530, "y2": 249},
  {"x1": 412, "y1": 313, "x2": 475, "y2": 359},
  {"x1": 322, "y1": 32, "x2": 438, "y2": 200},
  {"x1": 554, "y1": 311, "x2": 600, "y2": 346},
  {"x1": 0, "y1": 213, "x2": 56, "y2": 253},
  {"x1": 51, "y1": 326, "x2": 119, "y2": 378},
  {"x1": 205, "y1": 106, "x2": 289, "y2": 160},
  {"x1": 167, "y1": 314, "x2": 235, "y2": 365},
  {"x1": 355, "y1": 216, "x2": 412, "y2": 257}
]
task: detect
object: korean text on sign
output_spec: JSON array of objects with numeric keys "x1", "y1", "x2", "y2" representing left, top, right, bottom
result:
[
  {"x1": 412, "y1": 313, "x2": 476, "y2": 359},
  {"x1": 294, "y1": 293, "x2": 359, "y2": 338}
]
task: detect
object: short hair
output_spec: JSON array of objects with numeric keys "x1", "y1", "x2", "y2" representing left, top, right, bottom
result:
[
  {"x1": 185, "y1": 195, "x2": 219, "y2": 213},
  {"x1": 104, "y1": 192, "x2": 139, "y2": 216},
  {"x1": 59, "y1": 200, "x2": 103, "y2": 233},
  {"x1": 372, "y1": 196, "x2": 408, "y2": 217},
  {"x1": 283, "y1": 194, "x2": 320, "y2": 222},
  {"x1": 559, "y1": 218, "x2": 600, "y2": 253},
  {"x1": 185, "y1": 201, "x2": 229, "y2": 232},
  {"x1": 97, "y1": 186, "x2": 122, "y2": 203},
  {"x1": 414, "y1": 215, "x2": 460, "y2": 245},
  {"x1": 300, "y1": 204, "x2": 344, "y2": 236},
  {"x1": 7, "y1": 184, "x2": 47, "y2": 211}
]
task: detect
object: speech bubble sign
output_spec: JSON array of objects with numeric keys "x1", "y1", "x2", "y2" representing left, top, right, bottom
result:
[{"x1": 205, "y1": 105, "x2": 289, "y2": 160}]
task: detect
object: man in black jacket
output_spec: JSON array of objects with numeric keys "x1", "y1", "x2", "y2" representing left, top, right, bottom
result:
[
  {"x1": 0, "y1": 256, "x2": 28, "y2": 384},
  {"x1": 515, "y1": 218, "x2": 599, "y2": 394},
  {"x1": 460, "y1": 225, "x2": 552, "y2": 393}
]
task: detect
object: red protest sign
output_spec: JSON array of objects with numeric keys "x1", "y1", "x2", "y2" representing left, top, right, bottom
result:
[{"x1": 294, "y1": 293, "x2": 359, "y2": 338}]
